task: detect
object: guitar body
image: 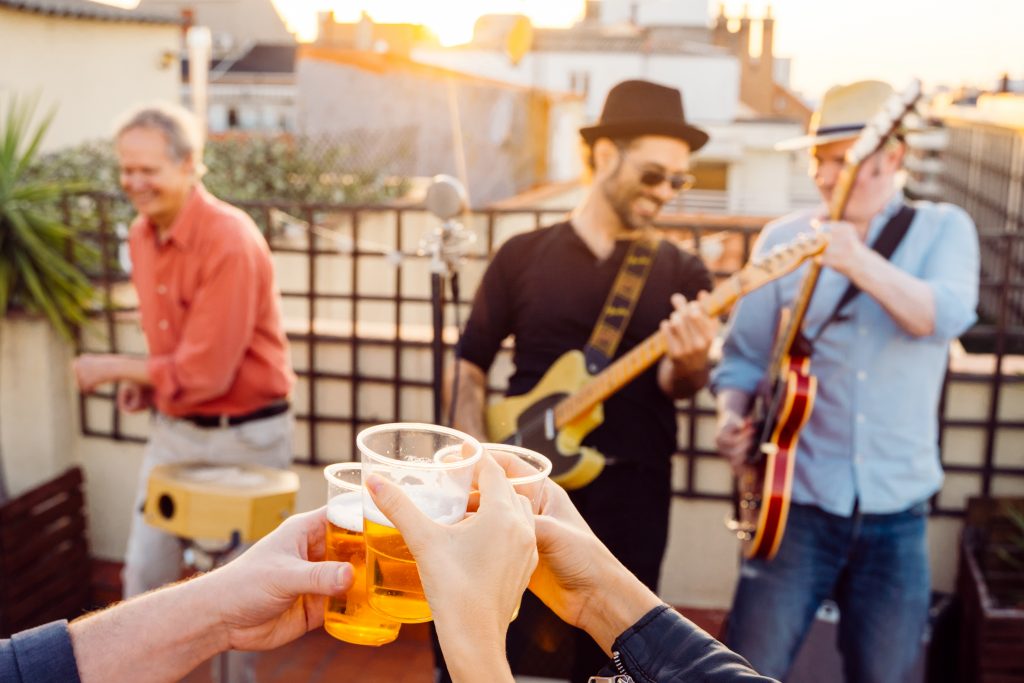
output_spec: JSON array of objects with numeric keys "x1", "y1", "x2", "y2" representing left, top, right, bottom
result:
[
  {"x1": 738, "y1": 353, "x2": 816, "y2": 560},
  {"x1": 486, "y1": 350, "x2": 608, "y2": 489}
]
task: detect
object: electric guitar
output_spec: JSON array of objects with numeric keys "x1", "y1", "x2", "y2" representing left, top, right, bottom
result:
[
  {"x1": 728, "y1": 80, "x2": 924, "y2": 560},
  {"x1": 486, "y1": 232, "x2": 829, "y2": 490}
]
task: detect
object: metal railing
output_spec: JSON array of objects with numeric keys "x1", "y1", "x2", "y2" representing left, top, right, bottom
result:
[{"x1": 69, "y1": 192, "x2": 1024, "y2": 517}]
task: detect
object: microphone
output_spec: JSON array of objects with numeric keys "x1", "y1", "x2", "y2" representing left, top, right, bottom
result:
[
  {"x1": 425, "y1": 174, "x2": 468, "y2": 221},
  {"x1": 423, "y1": 175, "x2": 474, "y2": 274}
]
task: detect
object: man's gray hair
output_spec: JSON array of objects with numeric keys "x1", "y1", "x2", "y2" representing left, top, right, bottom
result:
[{"x1": 115, "y1": 102, "x2": 206, "y2": 175}]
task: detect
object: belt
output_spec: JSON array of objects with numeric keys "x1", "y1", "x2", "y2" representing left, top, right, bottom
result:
[{"x1": 179, "y1": 400, "x2": 289, "y2": 429}]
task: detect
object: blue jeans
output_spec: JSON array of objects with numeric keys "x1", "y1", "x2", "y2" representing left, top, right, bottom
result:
[{"x1": 724, "y1": 501, "x2": 931, "y2": 683}]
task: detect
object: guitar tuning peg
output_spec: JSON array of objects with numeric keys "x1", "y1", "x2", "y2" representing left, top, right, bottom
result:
[
  {"x1": 904, "y1": 79, "x2": 922, "y2": 103},
  {"x1": 871, "y1": 109, "x2": 893, "y2": 132}
]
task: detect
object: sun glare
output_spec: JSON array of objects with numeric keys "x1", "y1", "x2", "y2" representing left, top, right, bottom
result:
[{"x1": 272, "y1": 0, "x2": 584, "y2": 45}]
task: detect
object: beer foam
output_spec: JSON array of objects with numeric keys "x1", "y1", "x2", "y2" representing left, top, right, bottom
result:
[
  {"x1": 327, "y1": 493, "x2": 364, "y2": 532},
  {"x1": 363, "y1": 485, "x2": 467, "y2": 529}
]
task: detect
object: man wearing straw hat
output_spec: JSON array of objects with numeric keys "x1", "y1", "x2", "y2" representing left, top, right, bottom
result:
[
  {"x1": 712, "y1": 80, "x2": 980, "y2": 681},
  {"x1": 452, "y1": 79, "x2": 719, "y2": 681}
]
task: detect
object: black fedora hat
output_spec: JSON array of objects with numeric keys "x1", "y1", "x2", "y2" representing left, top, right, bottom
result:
[{"x1": 579, "y1": 79, "x2": 709, "y2": 152}]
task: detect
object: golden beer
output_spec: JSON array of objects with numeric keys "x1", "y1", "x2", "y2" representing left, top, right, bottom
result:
[
  {"x1": 364, "y1": 518, "x2": 431, "y2": 622},
  {"x1": 363, "y1": 487, "x2": 467, "y2": 623},
  {"x1": 324, "y1": 494, "x2": 401, "y2": 646},
  {"x1": 357, "y1": 423, "x2": 482, "y2": 624}
]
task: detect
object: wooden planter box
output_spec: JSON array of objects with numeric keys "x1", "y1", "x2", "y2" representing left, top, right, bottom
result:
[{"x1": 958, "y1": 497, "x2": 1024, "y2": 683}]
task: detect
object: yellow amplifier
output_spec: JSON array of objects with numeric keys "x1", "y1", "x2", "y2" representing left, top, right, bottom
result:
[{"x1": 144, "y1": 462, "x2": 300, "y2": 543}]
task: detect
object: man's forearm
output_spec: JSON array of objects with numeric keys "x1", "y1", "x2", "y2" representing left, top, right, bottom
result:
[
  {"x1": 658, "y1": 356, "x2": 710, "y2": 399},
  {"x1": 851, "y1": 248, "x2": 936, "y2": 337},
  {"x1": 70, "y1": 576, "x2": 227, "y2": 683},
  {"x1": 716, "y1": 387, "x2": 753, "y2": 420},
  {"x1": 450, "y1": 359, "x2": 489, "y2": 440},
  {"x1": 100, "y1": 355, "x2": 153, "y2": 387}
]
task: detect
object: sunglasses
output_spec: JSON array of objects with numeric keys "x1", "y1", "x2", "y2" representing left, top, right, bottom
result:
[{"x1": 636, "y1": 166, "x2": 696, "y2": 192}]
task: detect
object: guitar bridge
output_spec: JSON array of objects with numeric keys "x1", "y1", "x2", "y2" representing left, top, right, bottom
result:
[{"x1": 544, "y1": 408, "x2": 555, "y2": 441}]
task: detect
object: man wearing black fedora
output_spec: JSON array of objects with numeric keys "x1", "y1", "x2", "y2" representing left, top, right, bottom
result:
[{"x1": 450, "y1": 79, "x2": 719, "y2": 681}]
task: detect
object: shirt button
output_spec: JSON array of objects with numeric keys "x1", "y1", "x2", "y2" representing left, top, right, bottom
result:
[
  {"x1": 857, "y1": 413, "x2": 866, "y2": 424},
  {"x1": 159, "y1": 319, "x2": 169, "y2": 331},
  {"x1": 854, "y1": 453, "x2": 864, "y2": 463},
  {"x1": 858, "y1": 326, "x2": 868, "y2": 337},
  {"x1": 857, "y1": 370, "x2": 867, "y2": 381},
  {"x1": 157, "y1": 284, "x2": 167, "y2": 295}
]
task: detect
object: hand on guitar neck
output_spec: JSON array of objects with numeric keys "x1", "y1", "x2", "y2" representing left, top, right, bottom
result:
[{"x1": 656, "y1": 291, "x2": 719, "y2": 399}]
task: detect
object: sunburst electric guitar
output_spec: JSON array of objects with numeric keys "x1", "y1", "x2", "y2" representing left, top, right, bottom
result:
[
  {"x1": 727, "y1": 80, "x2": 924, "y2": 560},
  {"x1": 486, "y1": 233, "x2": 829, "y2": 490}
]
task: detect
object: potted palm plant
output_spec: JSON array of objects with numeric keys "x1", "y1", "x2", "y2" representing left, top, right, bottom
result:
[{"x1": 0, "y1": 95, "x2": 96, "y2": 503}]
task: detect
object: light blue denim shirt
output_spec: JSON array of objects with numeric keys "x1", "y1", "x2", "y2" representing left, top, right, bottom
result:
[{"x1": 711, "y1": 194, "x2": 980, "y2": 516}]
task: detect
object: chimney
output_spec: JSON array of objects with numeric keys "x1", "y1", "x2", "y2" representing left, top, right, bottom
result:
[
  {"x1": 355, "y1": 11, "x2": 373, "y2": 51},
  {"x1": 737, "y1": 4, "x2": 751, "y2": 65},
  {"x1": 585, "y1": 0, "x2": 601, "y2": 23},
  {"x1": 712, "y1": 3, "x2": 729, "y2": 48},
  {"x1": 761, "y1": 6, "x2": 775, "y2": 79},
  {"x1": 180, "y1": 7, "x2": 194, "y2": 40}
]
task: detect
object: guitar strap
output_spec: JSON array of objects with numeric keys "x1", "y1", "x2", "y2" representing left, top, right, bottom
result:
[
  {"x1": 582, "y1": 234, "x2": 661, "y2": 375},
  {"x1": 806, "y1": 204, "x2": 916, "y2": 344}
]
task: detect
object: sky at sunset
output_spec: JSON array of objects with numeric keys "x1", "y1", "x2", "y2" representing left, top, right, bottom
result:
[
  {"x1": 725, "y1": 0, "x2": 1021, "y2": 98},
  {"x1": 267, "y1": 0, "x2": 1018, "y2": 99}
]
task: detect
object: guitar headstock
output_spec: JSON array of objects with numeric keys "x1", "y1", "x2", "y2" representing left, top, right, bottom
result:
[
  {"x1": 845, "y1": 79, "x2": 924, "y2": 166},
  {"x1": 706, "y1": 232, "x2": 829, "y2": 316},
  {"x1": 745, "y1": 231, "x2": 829, "y2": 286}
]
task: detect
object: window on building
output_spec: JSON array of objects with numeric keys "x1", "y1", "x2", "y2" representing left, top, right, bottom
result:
[
  {"x1": 691, "y1": 161, "x2": 728, "y2": 191},
  {"x1": 569, "y1": 70, "x2": 591, "y2": 97}
]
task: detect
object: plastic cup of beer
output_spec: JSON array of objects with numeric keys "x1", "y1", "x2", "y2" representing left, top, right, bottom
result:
[
  {"x1": 481, "y1": 443, "x2": 552, "y2": 513},
  {"x1": 323, "y1": 462, "x2": 401, "y2": 646},
  {"x1": 358, "y1": 423, "x2": 482, "y2": 624},
  {"x1": 478, "y1": 443, "x2": 551, "y2": 621}
]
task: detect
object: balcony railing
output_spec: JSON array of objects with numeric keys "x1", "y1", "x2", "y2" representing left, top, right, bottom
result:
[{"x1": 67, "y1": 191, "x2": 1024, "y2": 518}]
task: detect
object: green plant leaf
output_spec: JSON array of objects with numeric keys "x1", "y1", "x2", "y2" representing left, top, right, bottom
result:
[{"x1": 0, "y1": 93, "x2": 95, "y2": 340}]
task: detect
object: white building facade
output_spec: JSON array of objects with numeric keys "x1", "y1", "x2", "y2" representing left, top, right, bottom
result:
[{"x1": 412, "y1": 0, "x2": 815, "y2": 215}]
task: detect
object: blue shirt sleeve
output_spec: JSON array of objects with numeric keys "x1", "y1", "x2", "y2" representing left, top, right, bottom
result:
[
  {"x1": 1, "y1": 620, "x2": 82, "y2": 683},
  {"x1": 918, "y1": 203, "x2": 979, "y2": 341},
  {"x1": 710, "y1": 228, "x2": 785, "y2": 396}
]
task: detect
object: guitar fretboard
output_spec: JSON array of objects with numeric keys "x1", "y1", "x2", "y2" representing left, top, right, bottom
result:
[{"x1": 552, "y1": 273, "x2": 747, "y2": 429}]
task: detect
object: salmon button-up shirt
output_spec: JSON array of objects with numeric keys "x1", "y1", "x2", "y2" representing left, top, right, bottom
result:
[{"x1": 129, "y1": 184, "x2": 294, "y2": 417}]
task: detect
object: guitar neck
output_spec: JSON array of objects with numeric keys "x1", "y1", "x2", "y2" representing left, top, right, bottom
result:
[
  {"x1": 553, "y1": 275, "x2": 745, "y2": 429},
  {"x1": 765, "y1": 164, "x2": 858, "y2": 386}
]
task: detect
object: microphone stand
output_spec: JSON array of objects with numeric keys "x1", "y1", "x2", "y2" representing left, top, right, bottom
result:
[{"x1": 423, "y1": 217, "x2": 470, "y2": 425}]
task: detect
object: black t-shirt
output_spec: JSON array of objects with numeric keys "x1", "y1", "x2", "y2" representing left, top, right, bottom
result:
[{"x1": 459, "y1": 221, "x2": 712, "y2": 469}]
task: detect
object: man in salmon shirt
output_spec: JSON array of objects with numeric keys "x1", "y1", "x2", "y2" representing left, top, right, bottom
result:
[{"x1": 73, "y1": 102, "x2": 294, "y2": 682}]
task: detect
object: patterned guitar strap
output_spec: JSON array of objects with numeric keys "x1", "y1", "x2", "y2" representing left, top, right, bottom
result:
[{"x1": 583, "y1": 233, "x2": 661, "y2": 375}]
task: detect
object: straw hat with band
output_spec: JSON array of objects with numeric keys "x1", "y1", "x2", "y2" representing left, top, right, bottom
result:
[
  {"x1": 580, "y1": 79, "x2": 709, "y2": 153},
  {"x1": 775, "y1": 80, "x2": 895, "y2": 151}
]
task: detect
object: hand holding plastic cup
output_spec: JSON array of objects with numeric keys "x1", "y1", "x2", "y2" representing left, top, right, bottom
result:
[
  {"x1": 322, "y1": 463, "x2": 401, "y2": 646},
  {"x1": 482, "y1": 443, "x2": 552, "y2": 513},
  {"x1": 464, "y1": 443, "x2": 551, "y2": 621},
  {"x1": 358, "y1": 423, "x2": 482, "y2": 623}
]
